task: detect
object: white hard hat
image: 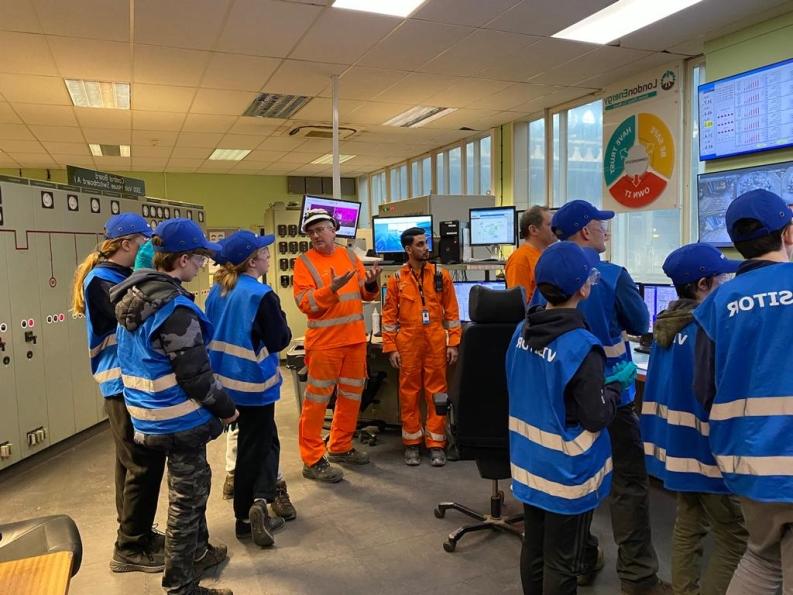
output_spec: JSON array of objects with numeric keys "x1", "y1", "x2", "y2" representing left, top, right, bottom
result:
[{"x1": 301, "y1": 208, "x2": 339, "y2": 233}]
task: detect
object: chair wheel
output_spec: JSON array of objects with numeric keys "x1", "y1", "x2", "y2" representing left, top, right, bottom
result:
[
  {"x1": 443, "y1": 540, "x2": 456, "y2": 553},
  {"x1": 434, "y1": 507, "x2": 445, "y2": 519}
]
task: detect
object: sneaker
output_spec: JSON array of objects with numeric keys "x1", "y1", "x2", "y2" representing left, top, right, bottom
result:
[
  {"x1": 149, "y1": 526, "x2": 165, "y2": 552},
  {"x1": 235, "y1": 520, "x2": 251, "y2": 539},
  {"x1": 430, "y1": 448, "x2": 446, "y2": 467},
  {"x1": 577, "y1": 546, "x2": 604, "y2": 586},
  {"x1": 302, "y1": 457, "x2": 344, "y2": 483},
  {"x1": 222, "y1": 472, "x2": 234, "y2": 500},
  {"x1": 194, "y1": 586, "x2": 233, "y2": 595},
  {"x1": 404, "y1": 446, "x2": 421, "y2": 466},
  {"x1": 194, "y1": 543, "x2": 227, "y2": 576},
  {"x1": 327, "y1": 448, "x2": 369, "y2": 465},
  {"x1": 272, "y1": 480, "x2": 297, "y2": 521},
  {"x1": 110, "y1": 546, "x2": 165, "y2": 573},
  {"x1": 621, "y1": 578, "x2": 673, "y2": 594}
]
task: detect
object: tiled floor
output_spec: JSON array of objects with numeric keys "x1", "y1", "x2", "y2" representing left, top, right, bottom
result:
[{"x1": 0, "y1": 378, "x2": 678, "y2": 594}]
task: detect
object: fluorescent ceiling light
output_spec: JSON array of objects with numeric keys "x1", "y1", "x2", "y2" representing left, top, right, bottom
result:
[
  {"x1": 311, "y1": 154, "x2": 356, "y2": 165},
  {"x1": 383, "y1": 106, "x2": 457, "y2": 128},
  {"x1": 209, "y1": 148, "x2": 251, "y2": 161},
  {"x1": 332, "y1": 0, "x2": 427, "y2": 18},
  {"x1": 89, "y1": 144, "x2": 130, "y2": 157},
  {"x1": 66, "y1": 79, "x2": 130, "y2": 109},
  {"x1": 552, "y1": 0, "x2": 705, "y2": 44}
]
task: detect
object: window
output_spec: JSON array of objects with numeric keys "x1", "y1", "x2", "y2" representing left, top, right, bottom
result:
[
  {"x1": 528, "y1": 118, "x2": 545, "y2": 205},
  {"x1": 449, "y1": 147, "x2": 461, "y2": 194},
  {"x1": 389, "y1": 164, "x2": 408, "y2": 201},
  {"x1": 370, "y1": 171, "x2": 386, "y2": 215},
  {"x1": 357, "y1": 175, "x2": 370, "y2": 228},
  {"x1": 480, "y1": 135, "x2": 492, "y2": 195},
  {"x1": 411, "y1": 161, "x2": 420, "y2": 197},
  {"x1": 552, "y1": 112, "x2": 561, "y2": 206},
  {"x1": 566, "y1": 100, "x2": 603, "y2": 207},
  {"x1": 611, "y1": 210, "x2": 681, "y2": 283},
  {"x1": 466, "y1": 142, "x2": 476, "y2": 194},
  {"x1": 436, "y1": 153, "x2": 446, "y2": 193},
  {"x1": 421, "y1": 156, "x2": 431, "y2": 195}
]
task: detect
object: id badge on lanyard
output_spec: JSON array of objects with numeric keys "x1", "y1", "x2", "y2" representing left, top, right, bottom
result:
[{"x1": 421, "y1": 309, "x2": 430, "y2": 325}]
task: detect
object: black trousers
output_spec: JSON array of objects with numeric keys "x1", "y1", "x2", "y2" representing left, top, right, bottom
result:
[
  {"x1": 233, "y1": 404, "x2": 276, "y2": 520},
  {"x1": 105, "y1": 394, "x2": 166, "y2": 551},
  {"x1": 585, "y1": 404, "x2": 659, "y2": 586},
  {"x1": 521, "y1": 503, "x2": 596, "y2": 595}
]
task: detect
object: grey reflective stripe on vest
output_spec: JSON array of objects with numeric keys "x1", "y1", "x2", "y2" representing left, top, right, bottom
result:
[
  {"x1": 89, "y1": 334, "x2": 117, "y2": 358},
  {"x1": 208, "y1": 340, "x2": 270, "y2": 363},
  {"x1": 715, "y1": 454, "x2": 793, "y2": 477},
  {"x1": 94, "y1": 367, "x2": 121, "y2": 383},
  {"x1": 710, "y1": 396, "x2": 793, "y2": 421},
  {"x1": 299, "y1": 254, "x2": 324, "y2": 287},
  {"x1": 641, "y1": 401, "x2": 710, "y2": 436},
  {"x1": 306, "y1": 313, "x2": 364, "y2": 328},
  {"x1": 643, "y1": 442, "x2": 722, "y2": 478},
  {"x1": 510, "y1": 457, "x2": 613, "y2": 500},
  {"x1": 443, "y1": 319, "x2": 461, "y2": 329},
  {"x1": 122, "y1": 373, "x2": 178, "y2": 392},
  {"x1": 215, "y1": 369, "x2": 281, "y2": 393},
  {"x1": 126, "y1": 398, "x2": 201, "y2": 421},
  {"x1": 345, "y1": 247, "x2": 358, "y2": 267},
  {"x1": 509, "y1": 415, "x2": 599, "y2": 456},
  {"x1": 295, "y1": 289, "x2": 320, "y2": 312}
]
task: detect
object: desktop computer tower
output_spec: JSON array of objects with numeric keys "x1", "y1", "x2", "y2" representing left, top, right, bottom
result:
[{"x1": 439, "y1": 220, "x2": 461, "y2": 264}]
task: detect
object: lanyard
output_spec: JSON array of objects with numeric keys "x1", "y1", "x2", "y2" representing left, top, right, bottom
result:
[{"x1": 410, "y1": 266, "x2": 426, "y2": 306}]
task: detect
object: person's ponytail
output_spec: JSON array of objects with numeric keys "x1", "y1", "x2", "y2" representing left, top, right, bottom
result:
[{"x1": 70, "y1": 238, "x2": 124, "y2": 315}]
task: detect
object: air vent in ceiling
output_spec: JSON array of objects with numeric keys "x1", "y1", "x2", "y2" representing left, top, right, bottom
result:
[
  {"x1": 242, "y1": 93, "x2": 310, "y2": 119},
  {"x1": 289, "y1": 125, "x2": 358, "y2": 140}
]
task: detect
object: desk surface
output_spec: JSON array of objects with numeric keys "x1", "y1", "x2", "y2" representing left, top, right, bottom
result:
[{"x1": 0, "y1": 551, "x2": 73, "y2": 595}]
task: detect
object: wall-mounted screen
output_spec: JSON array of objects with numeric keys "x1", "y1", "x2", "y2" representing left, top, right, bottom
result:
[
  {"x1": 469, "y1": 206, "x2": 516, "y2": 246},
  {"x1": 697, "y1": 160, "x2": 793, "y2": 247},
  {"x1": 699, "y1": 56, "x2": 793, "y2": 161},
  {"x1": 371, "y1": 215, "x2": 433, "y2": 254},
  {"x1": 301, "y1": 195, "x2": 361, "y2": 239}
]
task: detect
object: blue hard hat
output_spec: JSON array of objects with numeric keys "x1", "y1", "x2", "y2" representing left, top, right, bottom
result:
[
  {"x1": 662, "y1": 243, "x2": 740, "y2": 285},
  {"x1": 726, "y1": 189, "x2": 792, "y2": 242},
  {"x1": 551, "y1": 200, "x2": 614, "y2": 240},
  {"x1": 152, "y1": 218, "x2": 220, "y2": 254},
  {"x1": 221, "y1": 230, "x2": 276, "y2": 266},
  {"x1": 104, "y1": 213, "x2": 152, "y2": 239},
  {"x1": 535, "y1": 241, "x2": 592, "y2": 296}
]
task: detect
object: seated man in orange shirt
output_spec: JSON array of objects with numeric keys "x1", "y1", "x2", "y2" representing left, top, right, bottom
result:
[{"x1": 505, "y1": 206, "x2": 556, "y2": 302}]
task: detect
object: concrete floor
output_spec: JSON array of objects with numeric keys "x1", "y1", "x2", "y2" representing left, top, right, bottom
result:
[{"x1": 0, "y1": 376, "x2": 678, "y2": 595}]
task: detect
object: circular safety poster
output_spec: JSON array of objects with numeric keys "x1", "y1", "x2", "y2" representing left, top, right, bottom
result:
[{"x1": 603, "y1": 113, "x2": 675, "y2": 208}]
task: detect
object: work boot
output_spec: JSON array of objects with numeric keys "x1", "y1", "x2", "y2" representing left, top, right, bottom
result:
[
  {"x1": 430, "y1": 448, "x2": 447, "y2": 467},
  {"x1": 271, "y1": 480, "x2": 297, "y2": 521},
  {"x1": 621, "y1": 578, "x2": 673, "y2": 594},
  {"x1": 149, "y1": 526, "x2": 165, "y2": 552},
  {"x1": 327, "y1": 447, "x2": 369, "y2": 465},
  {"x1": 249, "y1": 500, "x2": 285, "y2": 547},
  {"x1": 404, "y1": 446, "x2": 421, "y2": 466},
  {"x1": 577, "y1": 546, "x2": 604, "y2": 586},
  {"x1": 110, "y1": 545, "x2": 165, "y2": 573},
  {"x1": 194, "y1": 586, "x2": 233, "y2": 595},
  {"x1": 302, "y1": 457, "x2": 344, "y2": 483},
  {"x1": 222, "y1": 471, "x2": 234, "y2": 500},
  {"x1": 194, "y1": 543, "x2": 227, "y2": 576}
]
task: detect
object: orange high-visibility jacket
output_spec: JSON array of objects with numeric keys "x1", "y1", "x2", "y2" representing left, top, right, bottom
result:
[
  {"x1": 505, "y1": 243, "x2": 542, "y2": 303},
  {"x1": 293, "y1": 245, "x2": 379, "y2": 350},
  {"x1": 381, "y1": 263, "x2": 461, "y2": 354}
]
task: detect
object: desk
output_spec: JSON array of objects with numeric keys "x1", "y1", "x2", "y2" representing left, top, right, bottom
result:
[{"x1": 0, "y1": 551, "x2": 73, "y2": 595}]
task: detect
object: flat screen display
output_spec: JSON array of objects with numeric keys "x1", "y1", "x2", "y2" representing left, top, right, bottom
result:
[
  {"x1": 699, "y1": 56, "x2": 793, "y2": 161},
  {"x1": 371, "y1": 215, "x2": 433, "y2": 254},
  {"x1": 301, "y1": 195, "x2": 361, "y2": 239},
  {"x1": 469, "y1": 206, "x2": 516, "y2": 246},
  {"x1": 453, "y1": 281, "x2": 507, "y2": 322},
  {"x1": 641, "y1": 284, "x2": 677, "y2": 332},
  {"x1": 697, "y1": 160, "x2": 793, "y2": 246}
]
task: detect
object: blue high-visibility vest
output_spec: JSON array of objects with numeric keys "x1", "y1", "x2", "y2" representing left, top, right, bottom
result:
[
  {"x1": 507, "y1": 325, "x2": 613, "y2": 514},
  {"x1": 641, "y1": 320, "x2": 728, "y2": 493},
  {"x1": 205, "y1": 276, "x2": 282, "y2": 407},
  {"x1": 116, "y1": 295, "x2": 214, "y2": 435},
  {"x1": 83, "y1": 266, "x2": 126, "y2": 397},
  {"x1": 694, "y1": 263, "x2": 793, "y2": 503}
]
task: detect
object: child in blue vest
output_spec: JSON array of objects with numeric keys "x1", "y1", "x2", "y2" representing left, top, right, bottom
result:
[
  {"x1": 205, "y1": 231, "x2": 293, "y2": 547},
  {"x1": 640, "y1": 243, "x2": 746, "y2": 594},
  {"x1": 506, "y1": 241, "x2": 633, "y2": 594},
  {"x1": 111, "y1": 219, "x2": 237, "y2": 595},
  {"x1": 693, "y1": 189, "x2": 793, "y2": 593}
]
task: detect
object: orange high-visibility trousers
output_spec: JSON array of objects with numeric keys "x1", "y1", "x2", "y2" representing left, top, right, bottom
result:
[
  {"x1": 299, "y1": 342, "x2": 367, "y2": 466},
  {"x1": 396, "y1": 333, "x2": 447, "y2": 448}
]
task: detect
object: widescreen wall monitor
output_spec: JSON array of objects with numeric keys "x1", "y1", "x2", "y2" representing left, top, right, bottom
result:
[
  {"x1": 301, "y1": 195, "x2": 361, "y2": 239},
  {"x1": 371, "y1": 214, "x2": 433, "y2": 254},
  {"x1": 697, "y1": 159, "x2": 793, "y2": 246},
  {"x1": 469, "y1": 206, "x2": 516, "y2": 246},
  {"x1": 698, "y1": 56, "x2": 793, "y2": 161},
  {"x1": 453, "y1": 281, "x2": 507, "y2": 322}
]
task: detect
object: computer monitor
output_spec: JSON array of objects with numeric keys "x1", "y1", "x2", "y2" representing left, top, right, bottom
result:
[
  {"x1": 469, "y1": 206, "x2": 516, "y2": 246},
  {"x1": 453, "y1": 280, "x2": 507, "y2": 322},
  {"x1": 641, "y1": 283, "x2": 678, "y2": 332},
  {"x1": 371, "y1": 214, "x2": 433, "y2": 255},
  {"x1": 301, "y1": 195, "x2": 362, "y2": 239}
]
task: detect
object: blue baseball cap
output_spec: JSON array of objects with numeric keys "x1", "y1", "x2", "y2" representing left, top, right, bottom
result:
[
  {"x1": 535, "y1": 241, "x2": 592, "y2": 297},
  {"x1": 104, "y1": 213, "x2": 152, "y2": 239},
  {"x1": 662, "y1": 243, "x2": 740, "y2": 286},
  {"x1": 152, "y1": 218, "x2": 221, "y2": 254},
  {"x1": 552, "y1": 200, "x2": 615, "y2": 240},
  {"x1": 211, "y1": 237, "x2": 230, "y2": 266},
  {"x1": 222, "y1": 230, "x2": 276, "y2": 265},
  {"x1": 726, "y1": 189, "x2": 792, "y2": 242}
]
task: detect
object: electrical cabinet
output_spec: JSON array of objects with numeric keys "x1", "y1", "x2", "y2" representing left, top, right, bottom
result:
[{"x1": 0, "y1": 175, "x2": 208, "y2": 471}]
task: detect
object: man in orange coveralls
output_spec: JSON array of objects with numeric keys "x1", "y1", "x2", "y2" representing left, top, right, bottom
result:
[
  {"x1": 293, "y1": 209, "x2": 381, "y2": 483},
  {"x1": 382, "y1": 227, "x2": 461, "y2": 467},
  {"x1": 505, "y1": 206, "x2": 556, "y2": 302}
]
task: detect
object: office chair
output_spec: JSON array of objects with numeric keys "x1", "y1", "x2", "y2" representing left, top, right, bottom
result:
[
  {"x1": 0, "y1": 514, "x2": 83, "y2": 575},
  {"x1": 434, "y1": 285, "x2": 526, "y2": 552}
]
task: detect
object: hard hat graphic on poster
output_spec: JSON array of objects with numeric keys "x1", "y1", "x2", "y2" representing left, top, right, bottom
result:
[{"x1": 603, "y1": 113, "x2": 675, "y2": 209}]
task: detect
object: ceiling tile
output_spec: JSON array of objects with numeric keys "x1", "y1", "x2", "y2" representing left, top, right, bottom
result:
[
  {"x1": 345, "y1": 101, "x2": 415, "y2": 125},
  {"x1": 167, "y1": 157, "x2": 204, "y2": 167},
  {"x1": 484, "y1": 0, "x2": 613, "y2": 36},
  {"x1": 171, "y1": 146, "x2": 212, "y2": 159},
  {"x1": 226, "y1": 117, "x2": 281, "y2": 136},
  {"x1": 12, "y1": 104, "x2": 77, "y2": 126},
  {"x1": 218, "y1": 134, "x2": 266, "y2": 149},
  {"x1": 134, "y1": 45, "x2": 210, "y2": 86},
  {"x1": 29, "y1": 125, "x2": 85, "y2": 142},
  {"x1": 468, "y1": 82, "x2": 551, "y2": 110},
  {"x1": 50, "y1": 154, "x2": 94, "y2": 166},
  {"x1": 411, "y1": 0, "x2": 521, "y2": 26},
  {"x1": 264, "y1": 60, "x2": 347, "y2": 96},
  {"x1": 373, "y1": 72, "x2": 458, "y2": 104},
  {"x1": 528, "y1": 46, "x2": 654, "y2": 86},
  {"x1": 175, "y1": 131, "x2": 224, "y2": 148},
  {"x1": 245, "y1": 149, "x2": 288, "y2": 163},
  {"x1": 289, "y1": 97, "x2": 363, "y2": 122},
  {"x1": 272, "y1": 151, "x2": 320, "y2": 165},
  {"x1": 134, "y1": 0, "x2": 232, "y2": 50},
  {"x1": 0, "y1": 74, "x2": 71, "y2": 105},
  {"x1": 231, "y1": 161, "x2": 268, "y2": 171},
  {"x1": 9, "y1": 153, "x2": 57, "y2": 167},
  {"x1": 419, "y1": 29, "x2": 538, "y2": 77},
  {"x1": 477, "y1": 37, "x2": 595, "y2": 82},
  {"x1": 132, "y1": 84, "x2": 196, "y2": 112},
  {"x1": 82, "y1": 127, "x2": 131, "y2": 144},
  {"x1": 75, "y1": 108, "x2": 132, "y2": 130},
  {"x1": 41, "y1": 141, "x2": 89, "y2": 155},
  {"x1": 190, "y1": 89, "x2": 257, "y2": 115},
  {"x1": 575, "y1": 53, "x2": 682, "y2": 90},
  {"x1": 0, "y1": 139, "x2": 46, "y2": 152},
  {"x1": 33, "y1": 0, "x2": 129, "y2": 41},
  {"x1": 256, "y1": 136, "x2": 307, "y2": 151},
  {"x1": 290, "y1": 9, "x2": 400, "y2": 64},
  {"x1": 182, "y1": 114, "x2": 236, "y2": 134},
  {"x1": 93, "y1": 155, "x2": 132, "y2": 169},
  {"x1": 0, "y1": 32, "x2": 59, "y2": 76},
  {"x1": 197, "y1": 161, "x2": 235, "y2": 172},
  {"x1": 319, "y1": 67, "x2": 408, "y2": 101},
  {"x1": 132, "y1": 111, "x2": 186, "y2": 131},
  {"x1": 0, "y1": 1, "x2": 42, "y2": 33},
  {"x1": 0, "y1": 123, "x2": 36, "y2": 141},
  {"x1": 421, "y1": 77, "x2": 514, "y2": 108},
  {"x1": 358, "y1": 20, "x2": 474, "y2": 71},
  {"x1": 0, "y1": 103, "x2": 23, "y2": 124},
  {"x1": 130, "y1": 158, "x2": 168, "y2": 170},
  {"x1": 201, "y1": 53, "x2": 281, "y2": 92},
  {"x1": 131, "y1": 144, "x2": 173, "y2": 158},
  {"x1": 48, "y1": 37, "x2": 131, "y2": 81}
]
